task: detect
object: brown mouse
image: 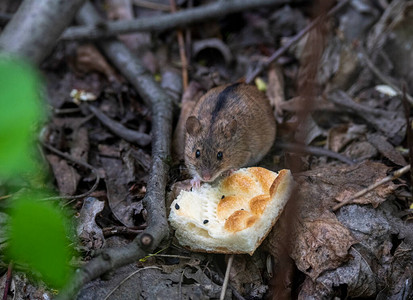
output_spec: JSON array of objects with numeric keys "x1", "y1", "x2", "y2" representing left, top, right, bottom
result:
[{"x1": 185, "y1": 83, "x2": 276, "y2": 187}]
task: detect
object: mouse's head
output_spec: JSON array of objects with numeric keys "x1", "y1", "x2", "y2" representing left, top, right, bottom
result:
[{"x1": 184, "y1": 115, "x2": 246, "y2": 183}]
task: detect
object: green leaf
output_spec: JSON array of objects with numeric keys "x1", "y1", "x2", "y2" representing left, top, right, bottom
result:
[
  {"x1": 7, "y1": 194, "x2": 74, "y2": 288},
  {"x1": 0, "y1": 56, "x2": 45, "y2": 177}
]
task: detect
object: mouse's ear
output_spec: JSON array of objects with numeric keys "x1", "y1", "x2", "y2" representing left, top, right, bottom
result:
[
  {"x1": 186, "y1": 116, "x2": 202, "y2": 135},
  {"x1": 224, "y1": 119, "x2": 237, "y2": 138}
]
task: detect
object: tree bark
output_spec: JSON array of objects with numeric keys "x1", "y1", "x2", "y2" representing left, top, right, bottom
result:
[
  {"x1": 61, "y1": 0, "x2": 288, "y2": 40},
  {"x1": 0, "y1": 0, "x2": 86, "y2": 65}
]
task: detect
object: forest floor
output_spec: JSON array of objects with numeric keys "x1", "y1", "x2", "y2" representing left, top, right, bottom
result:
[{"x1": 1, "y1": 0, "x2": 413, "y2": 299}]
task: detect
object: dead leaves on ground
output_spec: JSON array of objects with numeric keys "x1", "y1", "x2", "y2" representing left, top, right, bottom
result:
[
  {"x1": 9, "y1": 0, "x2": 413, "y2": 298},
  {"x1": 265, "y1": 160, "x2": 409, "y2": 298}
]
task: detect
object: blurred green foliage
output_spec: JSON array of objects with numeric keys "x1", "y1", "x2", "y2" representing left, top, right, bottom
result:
[
  {"x1": 0, "y1": 56, "x2": 45, "y2": 177},
  {"x1": 0, "y1": 56, "x2": 74, "y2": 289},
  {"x1": 7, "y1": 194, "x2": 74, "y2": 288}
]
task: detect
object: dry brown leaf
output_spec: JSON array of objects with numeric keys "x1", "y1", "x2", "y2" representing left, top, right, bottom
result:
[
  {"x1": 267, "y1": 161, "x2": 399, "y2": 285},
  {"x1": 327, "y1": 123, "x2": 367, "y2": 153},
  {"x1": 76, "y1": 197, "x2": 105, "y2": 249},
  {"x1": 75, "y1": 44, "x2": 118, "y2": 82},
  {"x1": 367, "y1": 133, "x2": 406, "y2": 166},
  {"x1": 291, "y1": 211, "x2": 356, "y2": 280},
  {"x1": 266, "y1": 63, "x2": 285, "y2": 120},
  {"x1": 46, "y1": 154, "x2": 80, "y2": 196},
  {"x1": 229, "y1": 255, "x2": 264, "y2": 296}
]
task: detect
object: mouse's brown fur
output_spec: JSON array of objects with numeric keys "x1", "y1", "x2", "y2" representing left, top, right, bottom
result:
[{"x1": 185, "y1": 83, "x2": 276, "y2": 184}]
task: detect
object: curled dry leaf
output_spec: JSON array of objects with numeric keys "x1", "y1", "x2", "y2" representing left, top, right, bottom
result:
[
  {"x1": 46, "y1": 154, "x2": 81, "y2": 196},
  {"x1": 268, "y1": 161, "x2": 399, "y2": 287},
  {"x1": 266, "y1": 63, "x2": 285, "y2": 120},
  {"x1": 343, "y1": 140, "x2": 378, "y2": 161},
  {"x1": 75, "y1": 44, "x2": 118, "y2": 82},
  {"x1": 101, "y1": 154, "x2": 143, "y2": 227},
  {"x1": 291, "y1": 210, "x2": 356, "y2": 280},
  {"x1": 76, "y1": 197, "x2": 105, "y2": 249},
  {"x1": 229, "y1": 255, "x2": 266, "y2": 298},
  {"x1": 327, "y1": 123, "x2": 367, "y2": 153},
  {"x1": 298, "y1": 247, "x2": 376, "y2": 299},
  {"x1": 367, "y1": 133, "x2": 406, "y2": 166}
]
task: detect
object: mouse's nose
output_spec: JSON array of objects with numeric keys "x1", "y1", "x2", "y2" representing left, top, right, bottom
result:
[{"x1": 202, "y1": 172, "x2": 212, "y2": 182}]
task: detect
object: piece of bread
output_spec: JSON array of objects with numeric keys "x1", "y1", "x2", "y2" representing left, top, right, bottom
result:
[{"x1": 169, "y1": 167, "x2": 294, "y2": 255}]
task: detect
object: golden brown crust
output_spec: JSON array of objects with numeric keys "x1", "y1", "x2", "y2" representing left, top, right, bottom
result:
[
  {"x1": 250, "y1": 194, "x2": 271, "y2": 215},
  {"x1": 224, "y1": 210, "x2": 252, "y2": 232},
  {"x1": 217, "y1": 195, "x2": 245, "y2": 220},
  {"x1": 221, "y1": 172, "x2": 257, "y2": 194},
  {"x1": 248, "y1": 167, "x2": 277, "y2": 191},
  {"x1": 269, "y1": 169, "x2": 288, "y2": 198}
]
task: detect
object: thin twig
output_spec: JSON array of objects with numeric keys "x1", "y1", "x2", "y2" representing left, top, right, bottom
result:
[
  {"x1": 360, "y1": 48, "x2": 413, "y2": 104},
  {"x1": 2, "y1": 261, "x2": 13, "y2": 300},
  {"x1": 220, "y1": 254, "x2": 234, "y2": 300},
  {"x1": 178, "y1": 268, "x2": 185, "y2": 299},
  {"x1": 40, "y1": 141, "x2": 100, "y2": 203},
  {"x1": 103, "y1": 266, "x2": 161, "y2": 300},
  {"x1": 133, "y1": 0, "x2": 170, "y2": 11},
  {"x1": 169, "y1": 0, "x2": 188, "y2": 91},
  {"x1": 102, "y1": 226, "x2": 144, "y2": 238},
  {"x1": 401, "y1": 83, "x2": 413, "y2": 190},
  {"x1": 278, "y1": 142, "x2": 356, "y2": 165},
  {"x1": 88, "y1": 104, "x2": 151, "y2": 146},
  {"x1": 333, "y1": 164, "x2": 411, "y2": 211},
  {"x1": 61, "y1": 0, "x2": 288, "y2": 40},
  {"x1": 245, "y1": 0, "x2": 349, "y2": 84}
]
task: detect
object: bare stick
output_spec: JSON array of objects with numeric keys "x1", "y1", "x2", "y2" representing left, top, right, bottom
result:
[
  {"x1": 333, "y1": 164, "x2": 411, "y2": 211},
  {"x1": 278, "y1": 142, "x2": 356, "y2": 165},
  {"x1": 0, "y1": 0, "x2": 86, "y2": 65},
  {"x1": 401, "y1": 84, "x2": 413, "y2": 190},
  {"x1": 220, "y1": 254, "x2": 234, "y2": 300},
  {"x1": 169, "y1": 0, "x2": 189, "y2": 91},
  {"x1": 245, "y1": 0, "x2": 349, "y2": 84},
  {"x1": 88, "y1": 104, "x2": 151, "y2": 146},
  {"x1": 56, "y1": 3, "x2": 173, "y2": 299},
  {"x1": 133, "y1": 0, "x2": 170, "y2": 11},
  {"x1": 61, "y1": 0, "x2": 288, "y2": 41},
  {"x1": 2, "y1": 262, "x2": 13, "y2": 300}
]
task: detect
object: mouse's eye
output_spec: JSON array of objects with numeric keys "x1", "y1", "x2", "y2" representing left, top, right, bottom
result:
[
  {"x1": 195, "y1": 149, "x2": 201, "y2": 158},
  {"x1": 217, "y1": 151, "x2": 223, "y2": 160}
]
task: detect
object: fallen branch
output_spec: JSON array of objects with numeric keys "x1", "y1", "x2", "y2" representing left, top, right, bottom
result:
[
  {"x1": 55, "y1": 2, "x2": 174, "y2": 299},
  {"x1": 0, "y1": 0, "x2": 86, "y2": 64},
  {"x1": 245, "y1": 0, "x2": 349, "y2": 84},
  {"x1": 333, "y1": 164, "x2": 411, "y2": 211},
  {"x1": 278, "y1": 142, "x2": 356, "y2": 165},
  {"x1": 61, "y1": 0, "x2": 288, "y2": 41},
  {"x1": 88, "y1": 104, "x2": 151, "y2": 146}
]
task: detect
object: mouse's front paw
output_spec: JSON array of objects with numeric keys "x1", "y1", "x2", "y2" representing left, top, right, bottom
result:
[
  {"x1": 190, "y1": 177, "x2": 201, "y2": 189},
  {"x1": 222, "y1": 168, "x2": 237, "y2": 178}
]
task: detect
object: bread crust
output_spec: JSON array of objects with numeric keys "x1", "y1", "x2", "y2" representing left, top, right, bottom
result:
[{"x1": 169, "y1": 167, "x2": 294, "y2": 255}]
